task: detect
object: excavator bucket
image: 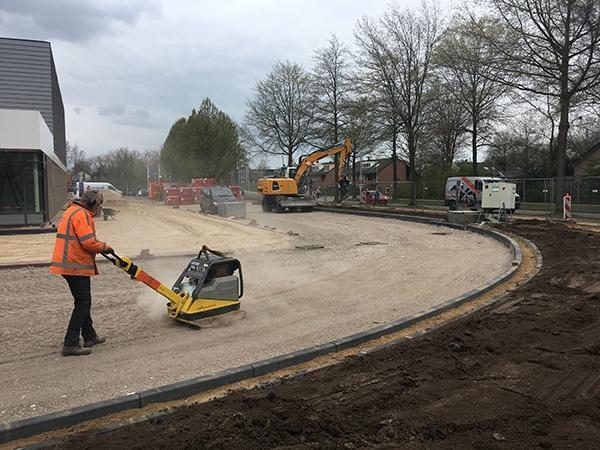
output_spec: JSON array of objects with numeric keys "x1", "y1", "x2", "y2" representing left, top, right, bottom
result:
[{"x1": 102, "y1": 246, "x2": 243, "y2": 326}]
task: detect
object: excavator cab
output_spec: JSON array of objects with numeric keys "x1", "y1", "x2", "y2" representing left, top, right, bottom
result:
[{"x1": 256, "y1": 138, "x2": 353, "y2": 213}]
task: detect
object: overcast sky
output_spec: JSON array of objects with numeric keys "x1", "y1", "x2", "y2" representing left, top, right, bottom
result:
[{"x1": 0, "y1": 0, "x2": 450, "y2": 157}]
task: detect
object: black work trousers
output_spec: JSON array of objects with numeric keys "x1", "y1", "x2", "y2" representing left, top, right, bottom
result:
[{"x1": 63, "y1": 275, "x2": 97, "y2": 347}]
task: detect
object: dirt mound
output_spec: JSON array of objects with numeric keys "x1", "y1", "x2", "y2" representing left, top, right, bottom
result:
[
  {"x1": 101, "y1": 189, "x2": 128, "y2": 207},
  {"x1": 53, "y1": 220, "x2": 600, "y2": 449}
]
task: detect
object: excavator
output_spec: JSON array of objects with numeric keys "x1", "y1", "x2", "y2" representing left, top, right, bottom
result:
[{"x1": 257, "y1": 138, "x2": 353, "y2": 213}]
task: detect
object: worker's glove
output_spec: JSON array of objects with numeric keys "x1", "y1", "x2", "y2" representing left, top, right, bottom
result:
[{"x1": 103, "y1": 245, "x2": 114, "y2": 254}]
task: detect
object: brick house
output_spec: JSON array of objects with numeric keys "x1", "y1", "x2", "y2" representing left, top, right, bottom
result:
[
  {"x1": 308, "y1": 158, "x2": 410, "y2": 193},
  {"x1": 574, "y1": 143, "x2": 600, "y2": 177}
]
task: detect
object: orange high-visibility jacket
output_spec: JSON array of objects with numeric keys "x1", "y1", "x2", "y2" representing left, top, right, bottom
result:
[{"x1": 50, "y1": 203, "x2": 109, "y2": 276}]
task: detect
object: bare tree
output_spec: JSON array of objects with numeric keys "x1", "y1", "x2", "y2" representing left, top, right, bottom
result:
[
  {"x1": 356, "y1": 1, "x2": 442, "y2": 204},
  {"x1": 421, "y1": 77, "x2": 469, "y2": 174},
  {"x1": 353, "y1": 18, "x2": 403, "y2": 189},
  {"x1": 66, "y1": 142, "x2": 89, "y2": 174},
  {"x1": 244, "y1": 61, "x2": 315, "y2": 167},
  {"x1": 473, "y1": 0, "x2": 600, "y2": 198},
  {"x1": 311, "y1": 35, "x2": 354, "y2": 200},
  {"x1": 488, "y1": 117, "x2": 548, "y2": 177},
  {"x1": 311, "y1": 34, "x2": 353, "y2": 145},
  {"x1": 436, "y1": 17, "x2": 508, "y2": 175},
  {"x1": 344, "y1": 96, "x2": 381, "y2": 186}
]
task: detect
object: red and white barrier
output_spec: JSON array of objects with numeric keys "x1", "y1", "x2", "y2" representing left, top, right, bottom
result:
[{"x1": 563, "y1": 193, "x2": 572, "y2": 221}]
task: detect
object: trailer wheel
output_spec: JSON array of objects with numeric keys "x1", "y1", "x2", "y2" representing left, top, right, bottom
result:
[{"x1": 448, "y1": 200, "x2": 457, "y2": 211}]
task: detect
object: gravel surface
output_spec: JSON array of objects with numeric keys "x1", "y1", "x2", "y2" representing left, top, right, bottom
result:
[
  {"x1": 0, "y1": 200, "x2": 511, "y2": 421},
  {"x1": 54, "y1": 221, "x2": 600, "y2": 450}
]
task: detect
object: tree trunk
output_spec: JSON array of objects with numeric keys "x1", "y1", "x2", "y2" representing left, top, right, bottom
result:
[
  {"x1": 407, "y1": 130, "x2": 417, "y2": 207},
  {"x1": 334, "y1": 154, "x2": 340, "y2": 202},
  {"x1": 471, "y1": 117, "x2": 478, "y2": 176},
  {"x1": 555, "y1": 93, "x2": 570, "y2": 205},
  {"x1": 392, "y1": 131, "x2": 398, "y2": 201},
  {"x1": 408, "y1": 146, "x2": 417, "y2": 207},
  {"x1": 351, "y1": 150, "x2": 357, "y2": 199}
]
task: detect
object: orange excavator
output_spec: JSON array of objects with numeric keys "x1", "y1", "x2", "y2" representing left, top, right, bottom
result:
[{"x1": 257, "y1": 138, "x2": 353, "y2": 213}]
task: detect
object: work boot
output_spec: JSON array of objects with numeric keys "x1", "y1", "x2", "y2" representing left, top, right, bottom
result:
[
  {"x1": 83, "y1": 336, "x2": 106, "y2": 348},
  {"x1": 62, "y1": 345, "x2": 92, "y2": 356}
]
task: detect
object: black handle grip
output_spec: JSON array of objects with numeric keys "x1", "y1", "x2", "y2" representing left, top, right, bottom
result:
[{"x1": 101, "y1": 249, "x2": 127, "y2": 267}]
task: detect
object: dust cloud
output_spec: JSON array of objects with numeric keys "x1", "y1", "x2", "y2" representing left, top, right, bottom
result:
[{"x1": 133, "y1": 262, "x2": 185, "y2": 323}]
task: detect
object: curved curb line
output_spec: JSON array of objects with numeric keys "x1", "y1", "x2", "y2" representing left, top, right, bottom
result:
[{"x1": 0, "y1": 209, "x2": 523, "y2": 446}]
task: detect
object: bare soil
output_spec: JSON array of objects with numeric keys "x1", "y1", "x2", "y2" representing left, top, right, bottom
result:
[
  {"x1": 50, "y1": 220, "x2": 600, "y2": 449},
  {"x1": 0, "y1": 201, "x2": 510, "y2": 422}
]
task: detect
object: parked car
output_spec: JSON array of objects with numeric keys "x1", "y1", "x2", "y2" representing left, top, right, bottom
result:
[
  {"x1": 361, "y1": 190, "x2": 388, "y2": 206},
  {"x1": 200, "y1": 186, "x2": 237, "y2": 214}
]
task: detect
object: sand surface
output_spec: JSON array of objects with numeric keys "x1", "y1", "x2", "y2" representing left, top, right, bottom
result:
[{"x1": 0, "y1": 200, "x2": 512, "y2": 421}]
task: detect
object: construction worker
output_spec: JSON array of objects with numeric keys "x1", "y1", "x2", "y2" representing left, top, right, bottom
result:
[{"x1": 50, "y1": 190, "x2": 112, "y2": 356}]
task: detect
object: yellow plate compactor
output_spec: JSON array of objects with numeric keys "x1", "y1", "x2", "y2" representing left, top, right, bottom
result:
[{"x1": 102, "y1": 246, "x2": 243, "y2": 326}]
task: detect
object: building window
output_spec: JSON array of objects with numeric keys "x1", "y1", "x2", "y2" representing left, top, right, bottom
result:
[{"x1": 0, "y1": 152, "x2": 46, "y2": 225}]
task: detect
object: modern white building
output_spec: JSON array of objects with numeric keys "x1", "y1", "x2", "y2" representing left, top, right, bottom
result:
[{"x1": 0, "y1": 37, "x2": 67, "y2": 226}]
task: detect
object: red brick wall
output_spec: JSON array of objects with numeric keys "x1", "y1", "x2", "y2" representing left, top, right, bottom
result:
[
  {"x1": 377, "y1": 160, "x2": 409, "y2": 183},
  {"x1": 308, "y1": 159, "x2": 409, "y2": 191}
]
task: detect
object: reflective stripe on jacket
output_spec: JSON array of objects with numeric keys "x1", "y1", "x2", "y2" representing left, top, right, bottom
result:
[{"x1": 50, "y1": 203, "x2": 108, "y2": 276}]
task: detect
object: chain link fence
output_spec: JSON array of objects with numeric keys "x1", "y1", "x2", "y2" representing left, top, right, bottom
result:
[
  {"x1": 507, "y1": 177, "x2": 600, "y2": 205},
  {"x1": 241, "y1": 175, "x2": 600, "y2": 211},
  {"x1": 414, "y1": 176, "x2": 600, "y2": 207}
]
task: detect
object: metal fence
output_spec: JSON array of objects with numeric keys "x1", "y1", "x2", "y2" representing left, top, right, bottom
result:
[
  {"x1": 507, "y1": 177, "x2": 600, "y2": 205},
  {"x1": 380, "y1": 176, "x2": 600, "y2": 205},
  {"x1": 241, "y1": 175, "x2": 600, "y2": 208}
]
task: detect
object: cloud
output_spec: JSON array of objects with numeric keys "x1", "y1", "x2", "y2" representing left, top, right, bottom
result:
[
  {"x1": 98, "y1": 104, "x2": 126, "y2": 117},
  {"x1": 0, "y1": 0, "x2": 160, "y2": 42},
  {"x1": 97, "y1": 104, "x2": 156, "y2": 128},
  {"x1": 2, "y1": 0, "x2": 432, "y2": 156},
  {"x1": 113, "y1": 109, "x2": 157, "y2": 128}
]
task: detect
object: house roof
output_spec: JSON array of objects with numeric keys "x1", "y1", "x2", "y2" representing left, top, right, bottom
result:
[
  {"x1": 307, "y1": 157, "x2": 409, "y2": 176},
  {"x1": 360, "y1": 158, "x2": 408, "y2": 174},
  {"x1": 574, "y1": 142, "x2": 600, "y2": 167}
]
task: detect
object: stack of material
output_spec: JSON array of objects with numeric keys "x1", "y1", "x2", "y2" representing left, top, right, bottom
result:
[
  {"x1": 179, "y1": 187, "x2": 194, "y2": 205},
  {"x1": 164, "y1": 187, "x2": 180, "y2": 206},
  {"x1": 192, "y1": 187, "x2": 202, "y2": 203},
  {"x1": 218, "y1": 201, "x2": 246, "y2": 218},
  {"x1": 192, "y1": 178, "x2": 216, "y2": 188},
  {"x1": 148, "y1": 181, "x2": 165, "y2": 201}
]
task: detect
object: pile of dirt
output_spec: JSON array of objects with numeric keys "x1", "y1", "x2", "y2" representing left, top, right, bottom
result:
[
  {"x1": 54, "y1": 221, "x2": 600, "y2": 449},
  {"x1": 101, "y1": 189, "x2": 128, "y2": 207}
]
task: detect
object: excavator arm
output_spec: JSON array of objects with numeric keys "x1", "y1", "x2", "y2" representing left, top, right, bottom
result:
[{"x1": 294, "y1": 138, "x2": 353, "y2": 185}]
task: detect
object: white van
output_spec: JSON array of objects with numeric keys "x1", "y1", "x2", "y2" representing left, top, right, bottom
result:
[
  {"x1": 76, "y1": 181, "x2": 123, "y2": 198},
  {"x1": 445, "y1": 176, "x2": 520, "y2": 212}
]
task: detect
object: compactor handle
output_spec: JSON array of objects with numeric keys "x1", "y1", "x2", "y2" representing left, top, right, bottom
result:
[
  {"x1": 101, "y1": 249, "x2": 127, "y2": 268},
  {"x1": 101, "y1": 249, "x2": 139, "y2": 279},
  {"x1": 198, "y1": 244, "x2": 225, "y2": 258}
]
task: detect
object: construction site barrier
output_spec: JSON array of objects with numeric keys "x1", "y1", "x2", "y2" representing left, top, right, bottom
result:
[{"x1": 563, "y1": 193, "x2": 572, "y2": 220}]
